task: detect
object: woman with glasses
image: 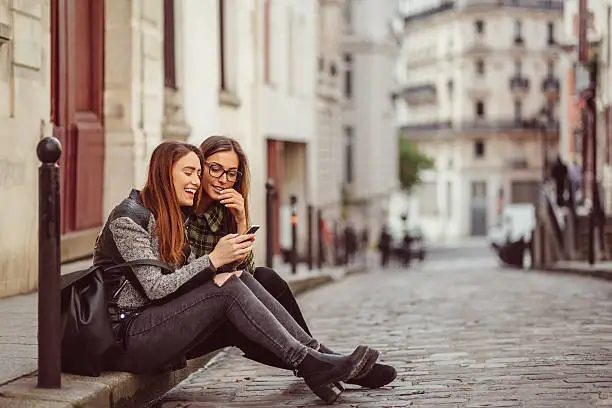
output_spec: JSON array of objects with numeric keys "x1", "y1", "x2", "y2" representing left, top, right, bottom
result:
[
  {"x1": 187, "y1": 135, "x2": 397, "y2": 393},
  {"x1": 95, "y1": 140, "x2": 378, "y2": 404}
]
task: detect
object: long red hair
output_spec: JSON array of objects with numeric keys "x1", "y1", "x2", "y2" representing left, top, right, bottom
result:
[{"x1": 140, "y1": 141, "x2": 204, "y2": 265}]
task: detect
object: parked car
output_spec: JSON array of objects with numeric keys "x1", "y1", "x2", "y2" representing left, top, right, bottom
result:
[{"x1": 488, "y1": 203, "x2": 535, "y2": 269}]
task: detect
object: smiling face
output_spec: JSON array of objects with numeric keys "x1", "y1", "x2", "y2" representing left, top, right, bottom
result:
[
  {"x1": 202, "y1": 150, "x2": 240, "y2": 200},
  {"x1": 172, "y1": 151, "x2": 202, "y2": 207}
]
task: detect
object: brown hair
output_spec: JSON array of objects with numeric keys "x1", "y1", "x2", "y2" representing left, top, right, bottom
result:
[
  {"x1": 198, "y1": 135, "x2": 251, "y2": 232},
  {"x1": 141, "y1": 141, "x2": 204, "y2": 264}
]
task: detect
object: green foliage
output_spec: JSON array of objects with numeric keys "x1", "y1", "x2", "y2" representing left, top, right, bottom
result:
[{"x1": 398, "y1": 138, "x2": 434, "y2": 192}]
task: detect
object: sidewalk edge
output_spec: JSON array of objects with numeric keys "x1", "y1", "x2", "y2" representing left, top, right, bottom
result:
[
  {"x1": 0, "y1": 270, "x2": 345, "y2": 408},
  {"x1": 540, "y1": 266, "x2": 612, "y2": 281}
]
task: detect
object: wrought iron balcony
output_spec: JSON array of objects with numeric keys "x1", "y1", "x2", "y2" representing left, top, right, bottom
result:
[
  {"x1": 399, "y1": 118, "x2": 558, "y2": 137},
  {"x1": 463, "y1": 0, "x2": 563, "y2": 11},
  {"x1": 509, "y1": 75, "x2": 530, "y2": 93},
  {"x1": 403, "y1": 1, "x2": 455, "y2": 25},
  {"x1": 402, "y1": 0, "x2": 561, "y2": 26},
  {"x1": 400, "y1": 84, "x2": 437, "y2": 106}
]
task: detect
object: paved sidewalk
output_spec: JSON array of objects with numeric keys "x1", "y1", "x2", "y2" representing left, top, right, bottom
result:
[
  {"x1": 0, "y1": 259, "x2": 362, "y2": 407},
  {"x1": 159, "y1": 263, "x2": 612, "y2": 407}
]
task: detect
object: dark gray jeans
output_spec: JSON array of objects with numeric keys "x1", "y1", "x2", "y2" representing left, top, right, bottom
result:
[{"x1": 106, "y1": 273, "x2": 317, "y2": 374}]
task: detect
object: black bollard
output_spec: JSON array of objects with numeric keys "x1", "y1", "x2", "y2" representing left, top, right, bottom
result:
[
  {"x1": 37, "y1": 136, "x2": 62, "y2": 388},
  {"x1": 317, "y1": 210, "x2": 324, "y2": 269},
  {"x1": 290, "y1": 195, "x2": 297, "y2": 274},
  {"x1": 265, "y1": 179, "x2": 275, "y2": 268},
  {"x1": 307, "y1": 205, "x2": 313, "y2": 270}
]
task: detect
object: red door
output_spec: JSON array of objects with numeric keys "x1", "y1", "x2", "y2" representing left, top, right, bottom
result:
[{"x1": 51, "y1": 0, "x2": 105, "y2": 234}]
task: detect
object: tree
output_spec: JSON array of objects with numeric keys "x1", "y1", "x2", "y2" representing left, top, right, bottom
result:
[{"x1": 398, "y1": 138, "x2": 434, "y2": 192}]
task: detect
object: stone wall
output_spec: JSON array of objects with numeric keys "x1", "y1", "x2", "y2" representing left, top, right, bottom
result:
[{"x1": 0, "y1": 0, "x2": 51, "y2": 297}]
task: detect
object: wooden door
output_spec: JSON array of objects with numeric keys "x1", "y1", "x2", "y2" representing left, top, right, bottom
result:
[{"x1": 51, "y1": 0, "x2": 105, "y2": 234}]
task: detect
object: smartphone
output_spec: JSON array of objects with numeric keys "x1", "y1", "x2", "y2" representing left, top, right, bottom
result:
[{"x1": 244, "y1": 225, "x2": 261, "y2": 235}]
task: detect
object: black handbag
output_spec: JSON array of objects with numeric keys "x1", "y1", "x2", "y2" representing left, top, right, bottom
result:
[{"x1": 60, "y1": 259, "x2": 174, "y2": 377}]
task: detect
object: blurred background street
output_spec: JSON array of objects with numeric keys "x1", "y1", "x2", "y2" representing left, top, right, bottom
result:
[
  {"x1": 2, "y1": 0, "x2": 612, "y2": 406},
  {"x1": 158, "y1": 243, "x2": 612, "y2": 407}
]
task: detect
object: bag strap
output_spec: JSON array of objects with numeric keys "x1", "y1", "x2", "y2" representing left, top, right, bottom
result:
[
  {"x1": 105, "y1": 259, "x2": 174, "y2": 274},
  {"x1": 61, "y1": 259, "x2": 175, "y2": 303},
  {"x1": 106, "y1": 259, "x2": 175, "y2": 301}
]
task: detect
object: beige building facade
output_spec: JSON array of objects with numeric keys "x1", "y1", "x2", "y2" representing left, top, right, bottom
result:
[
  {"x1": 341, "y1": 0, "x2": 399, "y2": 239},
  {"x1": 0, "y1": 0, "x2": 51, "y2": 296},
  {"x1": 396, "y1": 0, "x2": 563, "y2": 241},
  {"x1": 316, "y1": 0, "x2": 345, "y2": 227}
]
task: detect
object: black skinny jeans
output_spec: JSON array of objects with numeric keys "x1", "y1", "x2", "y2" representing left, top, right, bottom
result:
[
  {"x1": 106, "y1": 268, "x2": 318, "y2": 373},
  {"x1": 105, "y1": 267, "x2": 316, "y2": 374},
  {"x1": 186, "y1": 267, "x2": 312, "y2": 370}
]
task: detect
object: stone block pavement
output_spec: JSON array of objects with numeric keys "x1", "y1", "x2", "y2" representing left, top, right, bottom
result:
[{"x1": 158, "y1": 263, "x2": 612, "y2": 407}]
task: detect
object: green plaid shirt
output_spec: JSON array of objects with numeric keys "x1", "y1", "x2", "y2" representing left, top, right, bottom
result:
[{"x1": 188, "y1": 202, "x2": 255, "y2": 273}]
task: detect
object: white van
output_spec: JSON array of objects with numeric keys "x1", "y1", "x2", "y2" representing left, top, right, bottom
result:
[{"x1": 488, "y1": 203, "x2": 536, "y2": 268}]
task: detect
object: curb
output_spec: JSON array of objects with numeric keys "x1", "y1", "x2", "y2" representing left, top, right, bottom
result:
[
  {"x1": 0, "y1": 270, "x2": 349, "y2": 408},
  {"x1": 540, "y1": 266, "x2": 612, "y2": 281}
]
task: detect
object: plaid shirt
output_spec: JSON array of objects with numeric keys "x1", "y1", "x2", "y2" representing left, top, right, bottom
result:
[{"x1": 188, "y1": 202, "x2": 255, "y2": 273}]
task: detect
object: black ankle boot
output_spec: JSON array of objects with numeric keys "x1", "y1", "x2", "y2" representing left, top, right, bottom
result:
[
  {"x1": 296, "y1": 345, "x2": 378, "y2": 404},
  {"x1": 346, "y1": 362, "x2": 397, "y2": 389},
  {"x1": 318, "y1": 344, "x2": 396, "y2": 389}
]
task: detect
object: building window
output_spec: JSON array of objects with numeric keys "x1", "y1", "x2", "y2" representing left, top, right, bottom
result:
[
  {"x1": 163, "y1": 0, "x2": 176, "y2": 89},
  {"x1": 344, "y1": 53, "x2": 353, "y2": 99},
  {"x1": 219, "y1": 0, "x2": 227, "y2": 90},
  {"x1": 474, "y1": 139, "x2": 485, "y2": 158},
  {"x1": 475, "y1": 100, "x2": 485, "y2": 118},
  {"x1": 475, "y1": 59, "x2": 485, "y2": 75},
  {"x1": 218, "y1": 0, "x2": 236, "y2": 92},
  {"x1": 514, "y1": 59, "x2": 522, "y2": 75},
  {"x1": 344, "y1": 126, "x2": 354, "y2": 184},
  {"x1": 287, "y1": 7, "x2": 294, "y2": 92},
  {"x1": 447, "y1": 181, "x2": 452, "y2": 218},
  {"x1": 514, "y1": 100, "x2": 522, "y2": 122},
  {"x1": 475, "y1": 20, "x2": 484, "y2": 34},
  {"x1": 318, "y1": 56, "x2": 324, "y2": 72},
  {"x1": 547, "y1": 60, "x2": 555, "y2": 76},
  {"x1": 547, "y1": 21, "x2": 555, "y2": 45},
  {"x1": 447, "y1": 79, "x2": 454, "y2": 95},
  {"x1": 264, "y1": 0, "x2": 271, "y2": 84},
  {"x1": 514, "y1": 20, "x2": 522, "y2": 38},
  {"x1": 330, "y1": 62, "x2": 337, "y2": 77},
  {"x1": 343, "y1": 0, "x2": 353, "y2": 29},
  {"x1": 418, "y1": 182, "x2": 439, "y2": 216}
]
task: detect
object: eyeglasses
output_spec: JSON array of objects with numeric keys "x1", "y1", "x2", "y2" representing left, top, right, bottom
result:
[{"x1": 205, "y1": 161, "x2": 242, "y2": 182}]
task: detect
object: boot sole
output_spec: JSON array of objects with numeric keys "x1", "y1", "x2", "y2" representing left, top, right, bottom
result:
[{"x1": 306, "y1": 346, "x2": 379, "y2": 403}]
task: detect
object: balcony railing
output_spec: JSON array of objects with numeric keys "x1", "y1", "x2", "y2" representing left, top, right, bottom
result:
[
  {"x1": 509, "y1": 75, "x2": 530, "y2": 92},
  {"x1": 462, "y1": 0, "x2": 563, "y2": 11},
  {"x1": 403, "y1": 1, "x2": 455, "y2": 24},
  {"x1": 400, "y1": 84, "x2": 437, "y2": 105},
  {"x1": 402, "y1": 0, "x2": 562, "y2": 25},
  {"x1": 400, "y1": 118, "x2": 559, "y2": 135}
]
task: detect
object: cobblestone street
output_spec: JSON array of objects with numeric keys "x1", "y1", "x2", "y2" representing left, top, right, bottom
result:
[{"x1": 158, "y1": 254, "x2": 612, "y2": 407}]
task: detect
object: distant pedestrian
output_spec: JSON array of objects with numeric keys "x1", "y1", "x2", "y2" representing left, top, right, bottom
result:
[
  {"x1": 569, "y1": 159, "x2": 582, "y2": 204},
  {"x1": 550, "y1": 155, "x2": 568, "y2": 207},
  {"x1": 378, "y1": 226, "x2": 392, "y2": 268}
]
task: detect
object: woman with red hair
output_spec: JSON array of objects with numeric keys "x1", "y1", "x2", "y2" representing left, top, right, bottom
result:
[{"x1": 93, "y1": 140, "x2": 378, "y2": 404}]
